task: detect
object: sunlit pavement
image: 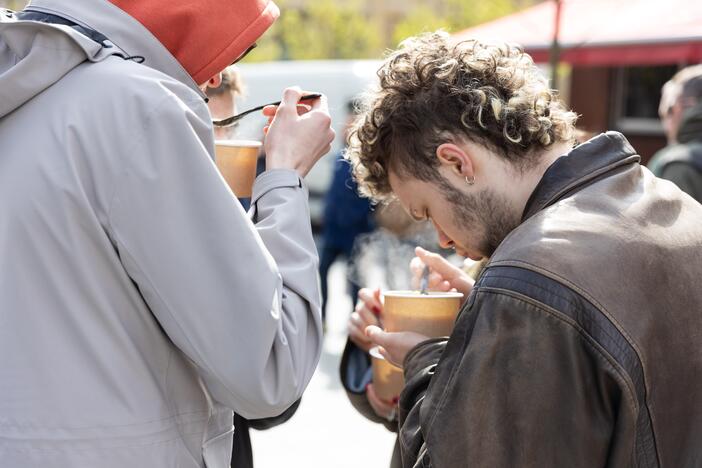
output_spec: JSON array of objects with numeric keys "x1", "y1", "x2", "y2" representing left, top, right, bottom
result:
[{"x1": 251, "y1": 260, "x2": 396, "y2": 467}]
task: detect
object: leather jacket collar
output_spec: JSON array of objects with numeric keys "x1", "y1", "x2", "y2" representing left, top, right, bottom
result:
[{"x1": 522, "y1": 131, "x2": 641, "y2": 222}]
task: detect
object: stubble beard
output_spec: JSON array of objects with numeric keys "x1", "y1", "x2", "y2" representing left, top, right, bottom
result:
[{"x1": 439, "y1": 182, "x2": 521, "y2": 258}]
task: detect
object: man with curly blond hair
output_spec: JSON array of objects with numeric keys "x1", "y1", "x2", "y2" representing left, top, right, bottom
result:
[{"x1": 348, "y1": 32, "x2": 702, "y2": 467}]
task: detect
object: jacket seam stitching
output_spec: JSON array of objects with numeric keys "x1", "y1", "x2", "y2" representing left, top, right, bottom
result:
[
  {"x1": 487, "y1": 260, "x2": 644, "y2": 357},
  {"x1": 478, "y1": 270, "x2": 635, "y2": 360}
]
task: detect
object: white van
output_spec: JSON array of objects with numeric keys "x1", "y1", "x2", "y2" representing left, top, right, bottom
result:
[{"x1": 235, "y1": 60, "x2": 381, "y2": 228}]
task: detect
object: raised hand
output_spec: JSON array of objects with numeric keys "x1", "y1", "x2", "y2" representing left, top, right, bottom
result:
[
  {"x1": 410, "y1": 246, "x2": 474, "y2": 301},
  {"x1": 262, "y1": 87, "x2": 335, "y2": 178}
]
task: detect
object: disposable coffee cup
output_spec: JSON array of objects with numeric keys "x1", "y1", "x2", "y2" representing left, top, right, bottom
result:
[
  {"x1": 382, "y1": 291, "x2": 464, "y2": 337},
  {"x1": 370, "y1": 346, "x2": 405, "y2": 402},
  {"x1": 214, "y1": 140, "x2": 262, "y2": 198}
]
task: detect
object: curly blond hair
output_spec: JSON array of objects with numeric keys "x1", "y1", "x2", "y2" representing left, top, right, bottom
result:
[{"x1": 346, "y1": 31, "x2": 578, "y2": 200}]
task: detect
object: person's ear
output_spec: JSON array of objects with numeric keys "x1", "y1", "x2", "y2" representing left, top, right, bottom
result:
[
  {"x1": 201, "y1": 73, "x2": 223, "y2": 90},
  {"x1": 436, "y1": 143, "x2": 475, "y2": 179}
]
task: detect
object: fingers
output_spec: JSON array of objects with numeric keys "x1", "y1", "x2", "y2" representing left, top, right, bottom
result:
[
  {"x1": 409, "y1": 256, "x2": 425, "y2": 290},
  {"x1": 358, "y1": 287, "x2": 383, "y2": 316},
  {"x1": 415, "y1": 246, "x2": 475, "y2": 297},
  {"x1": 373, "y1": 288, "x2": 382, "y2": 304},
  {"x1": 350, "y1": 309, "x2": 377, "y2": 333},
  {"x1": 263, "y1": 88, "x2": 334, "y2": 177},
  {"x1": 410, "y1": 253, "x2": 453, "y2": 291},
  {"x1": 262, "y1": 105, "x2": 277, "y2": 117},
  {"x1": 307, "y1": 92, "x2": 329, "y2": 113},
  {"x1": 355, "y1": 303, "x2": 379, "y2": 330},
  {"x1": 296, "y1": 103, "x2": 312, "y2": 115},
  {"x1": 415, "y1": 246, "x2": 461, "y2": 281},
  {"x1": 348, "y1": 316, "x2": 372, "y2": 352},
  {"x1": 279, "y1": 86, "x2": 303, "y2": 116},
  {"x1": 366, "y1": 383, "x2": 397, "y2": 417},
  {"x1": 366, "y1": 326, "x2": 431, "y2": 367},
  {"x1": 365, "y1": 325, "x2": 387, "y2": 345}
]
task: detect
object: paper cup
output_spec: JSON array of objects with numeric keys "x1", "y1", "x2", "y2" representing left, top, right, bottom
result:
[
  {"x1": 215, "y1": 140, "x2": 262, "y2": 198},
  {"x1": 370, "y1": 346, "x2": 405, "y2": 402},
  {"x1": 382, "y1": 291, "x2": 463, "y2": 337}
]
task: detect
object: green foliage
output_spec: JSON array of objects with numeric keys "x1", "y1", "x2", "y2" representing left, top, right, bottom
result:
[
  {"x1": 247, "y1": 0, "x2": 383, "y2": 62},
  {"x1": 2, "y1": 0, "x2": 539, "y2": 61},
  {"x1": 444, "y1": 0, "x2": 519, "y2": 30},
  {"x1": 392, "y1": 6, "x2": 451, "y2": 48}
]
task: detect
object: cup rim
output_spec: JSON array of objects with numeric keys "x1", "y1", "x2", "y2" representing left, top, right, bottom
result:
[
  {"x1": 215, "y1": 139, "x2": 262, "y2": 148},
  {"x1": 382, "y1": 290, "x2": 464, "y2": 299}
]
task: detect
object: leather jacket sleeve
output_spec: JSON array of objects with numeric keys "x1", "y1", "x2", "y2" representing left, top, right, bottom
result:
[
  {"x1": 399, "y1": 288, "x2": 636, "y2": 468},
  {"x1": 398, "y1": 338, "x2": 446, "y2": 467}
]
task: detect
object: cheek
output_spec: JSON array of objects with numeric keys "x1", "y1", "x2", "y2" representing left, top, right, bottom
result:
[{"x1": 431, "y1": 213, "x2": 458, "y2": 241}]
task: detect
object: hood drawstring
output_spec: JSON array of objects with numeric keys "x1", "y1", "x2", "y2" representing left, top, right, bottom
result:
[
  {"x1": 15, "y1": 10, "x2": 146, "y2": 65},
  {"x1": 123, "y1": 55, "x2": 145, "y2": 63}
]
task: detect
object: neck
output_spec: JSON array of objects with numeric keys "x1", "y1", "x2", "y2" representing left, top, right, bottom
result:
[{"x1": 511, "y1": 140, "x2": 574, "y2": 220}]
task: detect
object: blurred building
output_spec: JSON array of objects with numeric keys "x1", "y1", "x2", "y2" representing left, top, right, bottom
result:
[{"x1": 453, "y1": 0, "x2": 702, "y2": 163}]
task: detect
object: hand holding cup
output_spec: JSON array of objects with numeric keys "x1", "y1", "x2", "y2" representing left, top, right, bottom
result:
[
  {"x1": 366, "y1": 326, "x2": 430, "y2": 369},
  {"x1": 348, "y1": 288, "x2": 382, "y2": 353}
]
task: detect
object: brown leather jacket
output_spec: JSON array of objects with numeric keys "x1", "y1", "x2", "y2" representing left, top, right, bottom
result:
[{"x1": 399, "y1": 132, "x2": 702, "y2": 467}]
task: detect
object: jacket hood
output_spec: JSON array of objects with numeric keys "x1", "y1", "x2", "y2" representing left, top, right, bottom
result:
[
  {"x1": 677, "y1": 101, "x2": 702, "y2": 144},
  {"x1": 109, "y1": 0, "x2": 279, "y2": 85},
  {"x1": 19, "y1": 0, "x2": 277, "y2": 92},
  {"x1": 0, "y1": 10, "x2": 112, "y2": 119}
]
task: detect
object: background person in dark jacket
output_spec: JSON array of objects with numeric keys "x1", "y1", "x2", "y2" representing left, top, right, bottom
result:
[
  {"x1": 319, "y1": 100, "x2": 375, "y2": 326},
  {"x1": 648, "y1": 65, "x2": 702, "y2": 202},
  {"x1": 347, "y1": 32, "x2": 702, "y2": 467}
]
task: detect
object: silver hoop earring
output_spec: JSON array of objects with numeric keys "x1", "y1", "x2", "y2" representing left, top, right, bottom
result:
[{"x1": 465, "y1": 176, "x2": 475, "y2": 186}]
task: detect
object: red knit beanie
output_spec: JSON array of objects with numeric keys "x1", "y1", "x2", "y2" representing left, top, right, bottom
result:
[{"x1": 109, "y1": 0, "x2": 279, "y2": 85}]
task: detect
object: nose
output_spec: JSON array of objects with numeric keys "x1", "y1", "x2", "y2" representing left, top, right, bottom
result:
[{"x1": 434, "y1": 223, "x2": 454, "y2": 249}]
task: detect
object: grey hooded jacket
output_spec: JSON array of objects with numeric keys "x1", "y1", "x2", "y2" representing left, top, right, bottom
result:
[{"x1": 0, "y1": 2, "x2": 322, "y2": 467}]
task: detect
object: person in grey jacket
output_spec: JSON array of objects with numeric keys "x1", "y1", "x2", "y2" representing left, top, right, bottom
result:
[
  {"x1": 0, "y1": 1, "x2": 333, "y2": 467},
  {"x1": 347, "y1": 32, "x2": 702, "y2": 467}
]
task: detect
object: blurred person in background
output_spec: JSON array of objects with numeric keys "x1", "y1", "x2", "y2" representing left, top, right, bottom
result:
[
  {"x1": 648, "y1": 64, "x2": 702, "y2": 202},
  {"x1": 348, "y1": 32, "x2": 702, "y2": 467},
  {"x1": 339, "y1": 203, "x2": 457, "y2": 468},
  {"x1": 340, "y1": 287, "x2": 401, "y2": 468},
  {"x1": 319, "y1": 99, "x2": 375, "y2": 328},
  {"x1": 206, "y1": 66, "x2": 245, "y2": 140},
  {"x1": 0, "y1": 1, "x2": 334, "y2": 467},
  {"x1": 205, "y1": 66, "x2": 301, "y2": 468}
]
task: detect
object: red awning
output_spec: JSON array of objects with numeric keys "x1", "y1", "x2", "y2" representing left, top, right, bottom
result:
[{"x1": 452, "y1": 0, "x2": 702, "y2": 66}]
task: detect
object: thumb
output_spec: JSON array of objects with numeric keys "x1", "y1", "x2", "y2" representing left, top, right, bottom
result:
[
  {"x1": 365, "y1": 325, "x2": 389, "y2": 347},
  {"x1": 366, "y1": 326, "x2": 397, "y2": 365},
  {"x1": 279, "y1": 86, "x2": 303, "y2": 116}
]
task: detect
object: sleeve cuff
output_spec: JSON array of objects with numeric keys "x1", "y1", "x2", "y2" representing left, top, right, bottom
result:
[
  {"x1": 403, "y1": 337, "x2": 447, "y2": 377},
  {"x1": 251, "y1": 169, "x2": 305, "y2": 205}
]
